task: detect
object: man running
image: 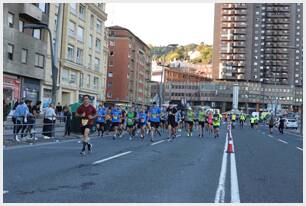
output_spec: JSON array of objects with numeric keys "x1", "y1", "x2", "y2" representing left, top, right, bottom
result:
[
  {"x1": 208, "y1": 112, "x2": 213, "y2": 135},
  {"x1": 167, "y1": 104, "x2": 177, "y2": 140},
  {"x1": 138, "y1": 106, "x2": 148, "y2": 140},
  {"x1": 239, "y1": 113, "x2": 245, "y2": 128},
  {"x1": 198, "y1": 108, "x2": 205, "y2": 138},
  {"x1": 111, "y1": 105, "x2": 122, "y2": 140},
  {"x1": 76, "y1": 95, "x2": 97, "y2": 155},
  {"x1": 148, "y1": 102, "x2": 161, "y2": 142},
  {"x1": 212, "y1": 111, "x2": 221, "y2": 138},
  {"x1": 96, "y1": 101, "x2": 107, "y2": 137},
  {"x1": 160, "y1": 107, "x2": 167, "y2": 133},
  {"x1": 186, "y1": 107, "x2": 194, "y2": 137},
  {"x1": 126, "y1": 106, "x2": 137, "y2": 140}
]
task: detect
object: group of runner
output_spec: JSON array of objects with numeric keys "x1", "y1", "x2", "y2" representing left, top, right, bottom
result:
[{"x1": 75, "y1": 96, "x2": 225, "y2": 155}]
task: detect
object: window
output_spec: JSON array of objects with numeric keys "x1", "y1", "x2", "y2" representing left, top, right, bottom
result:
[
  {"x1": 34, "y1": 53, "x2": 44, "y2": 68},
  {"x1": 95, "y1": 57, "x2": 100, "y2": 70},
  {"x1": 79, "y1": 4, "x2": 85, "y2": 20},
  {"x1": 107, "y1": 82, "x2": 112, "y2": 88},
  {"x1": 21, "y1": 49, "x2": 27, "y2": 64},
  {"x1": 80, "y1": 73, "x2": 84, "y2": 88},
  {"x1": 70, "y1": 71, "x2": 77, "y2": 84},
  {"x1": 87, "y1": 74, "x2": 90, "y2": 87},
  {"x1": 67, "y1": 44, "x2": 75, "y2": 60},
  {"x1": 62, "y1": 69, "x2": 69, "y2": 82},
  {"x1": 7, "y1": 44, "x2": 14, "y2": 60},
  {"x1": 95, "y1": 38, "x2": 101, "y2": 52},
  {"x1": 94, "y1": 77, "x2": 99, "y2": 89},
  {"x1": 33, "y1": 29, "x2": 41, "y2": 39},
  {"x1": 90, "y1": 15, "x2": 94, "y2": 29},
  {"x1": 89, "y1": 35, "x2": 93, "y2": 48},
  {"x1": 8, "y1": 12, "x2": 14, "y2": 28},
  {"x1": 96, "y1": 19, "x2": 102, "y2": 33},
  {"x1": 76, "y1": 48, "x2": 83, "y2": 64},
  {"x1": 19, "y1": 20, "x2": 24, "y2": 32},
  {"x1": 38, "y1": 3, "x2": 46, "y2": 12},
  {"x1": 77, "y1": 26, "x2": 84, "y2": 42},
  {"x1": 88, "y1": 55, "x2": 92, "y2": 67},
  {"x1": 68, "y1": 20, "x2": 76, "y2": 37},
  {"x1": 70, "y1": 3, "x2": 77, "y2": 15},
  {"x1": 108, "y1": 72, "x2": 113, "y2": 77}
]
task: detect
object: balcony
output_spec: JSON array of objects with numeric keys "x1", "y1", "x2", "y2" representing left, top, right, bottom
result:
[
  {"x1": 235, "y1": 10, "x2": 247, "y2": 15},
  {"x1": 233, "y1": 42, "x2": 246, "y2": 47},
  {"x1": 233, "y1": 28, "x2": 246, "y2": 34},
  {"x1": 234, "y1": 16, "x2": 247, "y2": 22},
  {"x1": 222, "y1": 23, "x2": 235, "y2": 28},
  {"x1": 237, "y1": 74, "x2": 245, "y2": 79},
  {"x1": 20, "y1": 4, "x2": 47, "y2": 24},
  {"x1": 237, "y1": 68, "x2": 244, "y2": 73},
  {"x1": 234, "y1": 22, "x2": 247, "y2": 28},
  {"x1": 233, "y1": 35, "x2": 246, "y2": 41},
  {"x1": 233, "y1": 48, "x2": 246, "y2": 53},
  {"x1": 266, "y1": 12, "x2": 290, "y2": 18}
]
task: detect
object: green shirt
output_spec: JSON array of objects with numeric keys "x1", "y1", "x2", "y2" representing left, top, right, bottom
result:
[
  {"x1": 127, "y1": 112, "x2": 136, "y2": 126},
  {"x1": 198, "y1": 111, "x2": 205, "y2": 122},
  {"x1": 187, "y1": 111, "x2": 194, "y2": 122}
]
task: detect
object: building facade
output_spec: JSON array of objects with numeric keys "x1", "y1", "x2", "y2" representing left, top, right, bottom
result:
[
  {"x1": 106, "y1": 26, "x2": 152, "y2": 106},
  {"x1": 213, "y1": 3, "x2": 303, "y2": 87},
  {"x1": 163, "y1": 81, "x2": 303, "y2": 113},
  {"x1": 43, "y1": 3, "x2": 108, "y2": 107},
  {"x1": 3, "y1": 3, "x2": 49, "y2": 104}
]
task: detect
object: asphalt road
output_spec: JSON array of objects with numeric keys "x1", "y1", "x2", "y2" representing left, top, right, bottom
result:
[{"x1": 3, "y1": 122, "x2": 303, "y2": 203}]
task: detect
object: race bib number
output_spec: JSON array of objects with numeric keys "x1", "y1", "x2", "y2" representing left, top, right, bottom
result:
[
  {"x1": 152, "y1": 114, "x2": 157, "y2": 118},
  {"x1": 128, "y1": 118, "x2": 133, "y2": 123},
  {"x1": 81, "y1": 118, "x2": 88, "y2": 126},
  {"x1": 114, "y1": 116, "x2": 118, "y2": 120},
  {"x1": 141, "y1": 118, "x2": 145, "y2": 123}
]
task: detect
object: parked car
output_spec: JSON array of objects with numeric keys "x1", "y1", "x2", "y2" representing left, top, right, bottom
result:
[{"x1": 284, "y1": 118, "x2": 298, "y2": 129}]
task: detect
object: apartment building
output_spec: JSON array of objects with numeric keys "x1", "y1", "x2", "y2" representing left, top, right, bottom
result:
[
  {"x1": 42, "y1": 3, "x2": 108, "y2": 107},
  {"x1": 3, "y1": 3, "x2": 49, "y2": 103},
  {"x1": 213, "y1": 3, "x2": 303, "y2": 86},
  {"x1": 106, "y1": 26, "x2": 152, "y2": 106}
]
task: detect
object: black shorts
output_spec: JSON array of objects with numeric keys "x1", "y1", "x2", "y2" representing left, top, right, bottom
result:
[
  {"x1": 112, "y1": 122, "x2": 120, "y2": 127},
  {"x1": 255, "y1": 122, "x2": 258, "y2": 125},
  {"x1": 161, "y1": 119, "x2": 166, "y2": 124},
  {"x1": 150, "y1": 121, "x2": 160, "y2": 128},
  {"x1": 199, "y1": 121, "x2": 205, "y2": 127},
  {"x1": 81, "y1": 125, "x2": 93, "y2": 135},
  {"x1": 127, "y1": 124, "x2": 135, "y2": 128},
  {"x1": 97, "y1": 122, "x2": 105, "y2": 127},
  {"x1": 121, "y1": 119, "x2": 125, "y2": 124},
  {"x1": 269, "y1": 125, "x2": 273, "y2": 128},
  {"x1": 187, "y1": 121, "x2": 194, "y2": 126}
]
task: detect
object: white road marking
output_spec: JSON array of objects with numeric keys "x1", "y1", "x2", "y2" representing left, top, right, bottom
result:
[
  {"x1": 278, "y1": 139, "x2": 288, "y2": 144},
  {"x1": 268, "y1": 135, "x2": 273, "y2": 138},
  {"x1": 92, "y1": 151, "x2": 132, "y2": 165},
  {"x1": 296, "y1": 147, "x2": 303, "y2": 151},
  {"x1": 176, "y1": 134, "x2": 181, "y2": 137},
  {"x1": 4, "y1": 190, "x2": 9, "y2": 194},
  {"x1": 229, "y1": 130, "x2": 240, "y2": 203},
  {"x1": 151, "y1": 140, "x2": 165, "y2": 146},
  {"x1": 214, "y1": 132, "x2": 228, "y2": 203}
]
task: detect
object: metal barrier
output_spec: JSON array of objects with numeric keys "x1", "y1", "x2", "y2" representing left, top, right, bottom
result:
[{"x1": 3, "y1": 115, "x2": 68, "y2": 142}]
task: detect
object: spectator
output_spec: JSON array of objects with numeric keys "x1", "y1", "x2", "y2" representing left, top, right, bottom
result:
[
  {"x1": 3, "y1": 99, "x2": 11, "y2": 121},
  {"x1": 279, "y1": 116, "x2": 285, "y2": 134},
  {"x1": 63, "y1": 106, "x2": 72, "y2": 137},
  {"x1": 42, "y1": 103, "x2": 56, "y2": 139},
  {"x1": 56, "y1": 102, "x2": 63, "y2": 122},
  {"x1": 13, "y1": 99, "x2": 29, "y2": 141}
]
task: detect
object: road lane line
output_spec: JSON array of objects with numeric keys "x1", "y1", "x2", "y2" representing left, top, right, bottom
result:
[
  {"x1": 229, "y1": 130, "x2": 240, "y2": 203},
  {"x1": 268, "y1": 135, "x2": 273, "y2": 138},
  {"x1": 296, "y1": 147, "x2": 303, "y2": 151},
  {"x1": 214, "y1": 132, "x2": 228, "y2": 203},
  {"x1": 278, "y1": 139, "x2": 288, "y2": 144},
  {"x1": 92, "y1": 151, "x2": 132, "y2": 165},
  {"x1": 151, "y1": 140, "x2": 165, "y2": 146}
]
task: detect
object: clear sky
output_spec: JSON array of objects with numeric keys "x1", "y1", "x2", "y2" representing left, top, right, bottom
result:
[{"x1": 105, "y1": 3, "x2": 214, "y2": 46}]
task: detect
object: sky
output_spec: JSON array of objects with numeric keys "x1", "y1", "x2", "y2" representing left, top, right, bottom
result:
[{"x1": 105, "y1": 3, "x2": 214, "y2": 46}]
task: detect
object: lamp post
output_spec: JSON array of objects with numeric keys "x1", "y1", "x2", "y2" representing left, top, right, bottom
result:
[{"x1": 23, "y1": 23, "x2": 58, "y2": 104}]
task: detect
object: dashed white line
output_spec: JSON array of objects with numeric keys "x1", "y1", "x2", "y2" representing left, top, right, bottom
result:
[
  {"x1": 278, "y1": 139, "x2": 288, "y2": 144},
  {"x1": 268, "y1": 135, "x2": 273, "y2": 138},
  {"x1": 92, "y1": 151, "x2": 132, "y2": 165},
  {"x1": 151, "y1": 140, "x2": 165, "y2": 146},
  {"x1": 296, "y1": 147, "x2": 303, "y2": 151},
  {"x1": 214, "y1": 132, "x2": 228, "y2": 203}
]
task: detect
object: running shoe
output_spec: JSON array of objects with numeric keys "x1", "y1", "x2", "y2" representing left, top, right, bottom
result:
[{"x1": 80, "y1": 151, "x2": 86, "y2": 155}]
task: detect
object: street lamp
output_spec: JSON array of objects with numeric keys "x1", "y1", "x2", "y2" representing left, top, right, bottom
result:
[{"x1": 23, "y1": 23, "x2": 58, "y2": 104}]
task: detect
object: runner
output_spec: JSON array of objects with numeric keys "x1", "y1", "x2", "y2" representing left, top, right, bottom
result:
[
  {"x1": 208, "y1": 112, "x2": 213, "y2": 135},
  {"x1": 126, "y1": 106, "x2": 137, "y2": 140},
  {"x1": 175, "y1": 108, "x2": 181, "y2": 136},
  {"x1": 268, "y1": 116, "x2": 274, "y2": 134},
  {"x1": 96, "y1": 101, "x2": 107, "y2": 137},
  {"x1": 186, "y1": 107, "x2": 194, "y2": 137},
  {"x1": 250, "y1": 115, "x2": 255, "y2": 128},
  {"x1": 119, "y1": 107, "x2": 126, "y2": 136},
  {"x1": 231, "y1": 113, "x2": 237, "y2": 129},
  {"x1": 76, "y1": 95, "x2": 97, "y2": 155},
  {"x1": 239, "y1": 113, "x2": 245, "y2": 128},
  {"x1": 160, "y1": 107, "x2": 167, "y2": 133},
  {"x1": 138, "y1": 106, "x2": 148, "y2": 140},
  {"x1": 212, "y1": 111, "x2": 221, "y2": 138},
  {"x1": 111, "y1": 105, "x2": 122, "y2": 140},
  {"x1": 198, "y1": 108, "x2": 205, "y2": 138},
  {"x1": 167, "y1": 104, "x2": 177, "y2": 140},
  {"x1": 148, "y1": 102, "x2": 161, "y2": 142}
]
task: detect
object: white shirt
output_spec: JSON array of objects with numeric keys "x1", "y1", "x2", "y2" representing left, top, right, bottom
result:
[{"x1": 44, "y1": 107, "x2": 56, "y2": 120}]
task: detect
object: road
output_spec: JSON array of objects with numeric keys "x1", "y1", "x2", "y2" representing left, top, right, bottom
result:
[{"x1": 3, "y1": 122, "x2": 303, "y2": 203}]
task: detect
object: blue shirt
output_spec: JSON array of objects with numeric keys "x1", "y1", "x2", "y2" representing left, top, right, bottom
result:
[
  {"x1": 111, "y1": 108, "x2": 122, "y2": 123},
  {"x1": 138, "y1": 112, "x2": 147, "y2": 124},
  {"x1": 97, "y1": 107, "x2": 106, "y2": 123},
  {"x1": 14, "y1": 103, "x2": 29, "y2": 118},
  {"x1": 149, "y1": 106, "x2": 161, "y2": 122}
]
